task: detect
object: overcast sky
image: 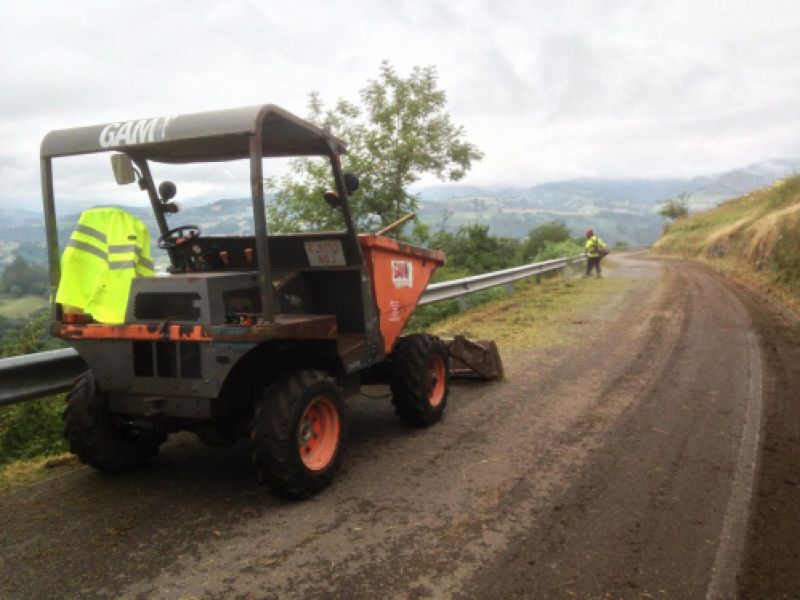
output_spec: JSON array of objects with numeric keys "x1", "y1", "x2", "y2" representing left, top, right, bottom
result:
[{"x1": 1, "y1": 0, "x2": 799, "y2": 208}]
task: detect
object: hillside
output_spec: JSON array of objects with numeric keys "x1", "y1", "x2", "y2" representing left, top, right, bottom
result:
[
  {"x1": 653, "y1": 175, "x2": 800, "y2": 313},
  {"x1": 1, "y1": 158, "x2": 797, "y2": 267},
  {"x1": 415, "y1": 158, "x2": 800, "y2": 245}
]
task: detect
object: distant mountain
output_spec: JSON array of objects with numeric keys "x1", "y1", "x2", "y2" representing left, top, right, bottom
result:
[
  {"x1": 0, "y1": 208, "x2": 43, "y2": 234},
  {"x1": 417, "y1": 179, "x2": 691, "y2": 206},
  {"x1": 414, "y1": 158, "x2": 800, "y2": 245},
  {"x1": 1, "y1": 158, "x2": 797, "y2": 258},
  {"x1": 412, "y1": 184, "x2": 497, "y2": 201},
  {"x1": 683, "y1": 159, "x2": 800, "y2": 208}
]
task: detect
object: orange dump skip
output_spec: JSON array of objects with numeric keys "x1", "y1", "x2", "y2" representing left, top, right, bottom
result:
[{"x1": 359, "y1": 234, "x2": 445, "y2": 353}]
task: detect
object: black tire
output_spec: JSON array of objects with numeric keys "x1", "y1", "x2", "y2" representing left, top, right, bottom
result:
[
  {"x1": 63, "y1": 372, "x2": 163, "y2": 473},
  {"x1": 250, "y1": 369, "x2": 346, "y2": 498},
  {"x1": 390, "y1": 333, "x2": 449, "y2": 427}
]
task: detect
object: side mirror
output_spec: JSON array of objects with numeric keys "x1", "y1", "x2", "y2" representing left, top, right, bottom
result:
[
  {"x1": 111, "y1": 154, "x2": 136, "y2": 185},
  {"x1": 344, "y1": 172, "x2": 359, "y2": 194}
]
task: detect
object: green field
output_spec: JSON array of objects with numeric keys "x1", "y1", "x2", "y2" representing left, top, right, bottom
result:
[{"x1": 0, "y1": 294, "x2": 48, "y2": 318}]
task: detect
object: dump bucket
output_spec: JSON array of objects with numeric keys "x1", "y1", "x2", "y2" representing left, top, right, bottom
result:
[{"x1": 359, "y1": 234, "x2": 445, "y2": 353}]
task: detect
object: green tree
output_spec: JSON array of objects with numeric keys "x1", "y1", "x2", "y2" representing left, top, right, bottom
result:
[
  {"x1": 431, "y1": 224, "x2": 521, "y2": 274},
  {"x1": 522, "y1": 221, "x2": 572, "y2": 262},
  {"x1": 0, "y1": 255, "x2": 48, "y2": 298},
  {"x1": 659, "y1": 193, "x2": 689, "y2": 221},
  {"x1": 268, "y1": 61, "x2": 483, "y2": 232}
]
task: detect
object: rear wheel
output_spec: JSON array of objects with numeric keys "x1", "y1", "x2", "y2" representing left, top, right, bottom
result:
[
  {"x1": 250, "y1": 369, "x2": 346, "y2": 498},
  {"x1": 63, "y1": 372, "x2": 163, "y2": 472},
  {"x1": 391, "y1": 334, "x2": 449, "y2": 427}
]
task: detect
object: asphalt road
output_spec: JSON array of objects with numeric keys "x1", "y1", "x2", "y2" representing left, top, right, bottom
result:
[{"x1": 1, "y1": 255, "x2": 798, "y2": 599}]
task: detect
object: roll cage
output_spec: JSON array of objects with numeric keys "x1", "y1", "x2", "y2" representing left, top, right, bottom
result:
[{"x1": 40, "y1": 104, "x2": 359, "y2": 324}]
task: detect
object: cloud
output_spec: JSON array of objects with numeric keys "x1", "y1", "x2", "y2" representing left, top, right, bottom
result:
[{"x1": 1, "y1": 0, "x2": 799, "y2": 207}]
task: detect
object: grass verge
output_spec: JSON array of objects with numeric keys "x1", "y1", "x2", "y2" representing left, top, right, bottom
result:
[
  {"x1": 0, "y1": 453, "x2": 79, "y2": 494},
  {"x1": 429, "y1": 271, "x2": 626, "y2": 349},
  {"x1": 0, "y1": 394, "x2": 70, "y2": 493}
]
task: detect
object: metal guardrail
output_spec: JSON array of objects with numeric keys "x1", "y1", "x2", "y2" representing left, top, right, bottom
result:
[
  {"x1": 0, "y1": 348, "x2": 85, "y2": 407},
  {"x1": 419, "y1": 256, "x2": 582, "y2": 305},
  {"x1": 0, "y1": 254, "x2": 584, "y2": 408}
]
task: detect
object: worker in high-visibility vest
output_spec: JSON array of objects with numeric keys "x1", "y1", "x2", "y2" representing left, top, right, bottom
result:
[
  {"x1": 56, "y1": 207, "x2": 155, "y2": 323},
  {"x1": 584, "y1": 228, "x2": 608, "y2": 278}
]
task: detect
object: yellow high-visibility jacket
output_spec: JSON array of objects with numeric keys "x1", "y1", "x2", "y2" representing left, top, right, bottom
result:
[
  {"x1": 585, "y1": 235, "x2": 606, "y2": 258},
  {"x1": 56, "y1": 207, "x2": 155, "y2": 323}
]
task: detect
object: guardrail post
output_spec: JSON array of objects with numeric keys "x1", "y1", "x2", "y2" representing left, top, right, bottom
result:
[
  {"x1": 458, "y1": 297, "x2": 468, "y2": 311},
  {"x1": 506, "y1": 282, "x2": 514, "y2": 296}
]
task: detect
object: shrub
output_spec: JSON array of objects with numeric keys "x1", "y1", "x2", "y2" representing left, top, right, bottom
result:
[{"x1": 0, "y1": 396, "x2": 66, "y2": 467}]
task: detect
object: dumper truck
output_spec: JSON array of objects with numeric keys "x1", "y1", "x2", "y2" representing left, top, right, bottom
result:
[{"x1": 40, "y1": 104, "x2": 460, "y2": 497}]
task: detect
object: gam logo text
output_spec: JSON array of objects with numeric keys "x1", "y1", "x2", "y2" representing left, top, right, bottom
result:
[{"x1": 99, "y1": 117, "x2": 174, "y2": 148}]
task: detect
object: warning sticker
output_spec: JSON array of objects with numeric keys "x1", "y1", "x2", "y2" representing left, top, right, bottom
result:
[
  {"x1": 391, "y1": 260, "x2": 413, "y2": 288},
  {"x1": 304, "y1": 240, "x2": 346, "y2": 267}
]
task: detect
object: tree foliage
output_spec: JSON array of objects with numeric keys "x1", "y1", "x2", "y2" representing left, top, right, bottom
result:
[
  {"x1": 431, "y1": 224, "x2": 521, "y2": 275},
  {"x1": 521, "y1": 220, "x2": 571, "y2": 262},
  {"x1": 0, "y1": 311, "x2": 58, "y2": 358},
  {"x1": 0, "y1": 312, "x2": 66, "y2": 468},
  {"x1": 268, "y1": 62, "x2": 483, "y2": 232},
  {"x1": 533, "y1": 239, "x2": 584, "y2": 262},
  {"x1": 659, "y1": 194, "x2": 689, "y2": 221},
  {"x1": 0, "y1": 255, "x2": 48, "y2": 298},
  {"x1": 0, "y1": 395, "x2": 66, "y2": 468}
]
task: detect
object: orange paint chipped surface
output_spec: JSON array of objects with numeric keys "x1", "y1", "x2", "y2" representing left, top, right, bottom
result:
[
  {"x1": 58, "y1": 323, "x2": 211, "y2": 341},
  {"x1": 359, "y1": 234, "x2": 445, "y2": 353}
]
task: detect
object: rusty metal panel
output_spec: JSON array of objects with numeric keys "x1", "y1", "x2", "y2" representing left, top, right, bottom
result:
[{"x1": 442, "y1": 336, "x2": 504, "y2": 381}]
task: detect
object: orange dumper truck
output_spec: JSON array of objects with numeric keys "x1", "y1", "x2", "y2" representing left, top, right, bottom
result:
[{"x1": 40, "y1": 104, "x2": 453, "y2": 497}]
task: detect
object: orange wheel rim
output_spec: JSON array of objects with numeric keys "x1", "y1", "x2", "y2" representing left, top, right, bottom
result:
[
  {"x1": 298, "y1": 396, "x2": 340, "y2": 471},
  {"x1": 427, "y1": 354, "x2": 446, "y2": 407}
]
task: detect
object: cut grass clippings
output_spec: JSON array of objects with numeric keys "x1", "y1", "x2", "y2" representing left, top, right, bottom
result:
[
  {"x1": 0, "y1": 453, "x2": 79, "y2": 494},
  {"x1": 429, "y1": 272, "x2": 626, "y2": 350}
]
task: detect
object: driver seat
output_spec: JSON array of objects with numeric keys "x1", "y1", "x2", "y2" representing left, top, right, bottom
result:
[{"x1": 56, "y1": 207, "x2": 155, "y2": 324}]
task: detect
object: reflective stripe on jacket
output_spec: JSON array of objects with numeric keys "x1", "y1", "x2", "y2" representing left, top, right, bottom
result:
[
  {"x1": 585, "y1": 235, "x2": 605, "y2": 258},
  {"x1": 56, "y1": 208, "x2": 154, "y2": 324}
]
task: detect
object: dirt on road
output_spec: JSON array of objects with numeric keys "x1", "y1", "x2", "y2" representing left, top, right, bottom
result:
[{"x1": 0, "y1": 255, "x2": 797, "y2": 599}]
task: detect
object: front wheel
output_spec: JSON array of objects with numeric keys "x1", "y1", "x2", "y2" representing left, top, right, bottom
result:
[
  {"x1": 250, "y1": 370, "x2": 346, "y2": 498},
  {"x1": 63, "y1": 372, "x2": 163, "y2": 472},
  {"x1": 391, "y1": 334, "x2": 449, "y2": 427}
]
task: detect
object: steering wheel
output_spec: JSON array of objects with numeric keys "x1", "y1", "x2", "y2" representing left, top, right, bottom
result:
[{"x1": 157, "y1": 225, "x2": 201, "y2": 249}]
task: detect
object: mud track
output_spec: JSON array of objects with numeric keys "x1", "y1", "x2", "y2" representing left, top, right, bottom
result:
[{"x1": 0, "y1": 255, "x2": 797, "y2": 599}]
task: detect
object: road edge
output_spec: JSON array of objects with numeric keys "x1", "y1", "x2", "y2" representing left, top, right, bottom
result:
[{"x1": 705, "y1": 326, "x2": 763, "y2": 599}]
